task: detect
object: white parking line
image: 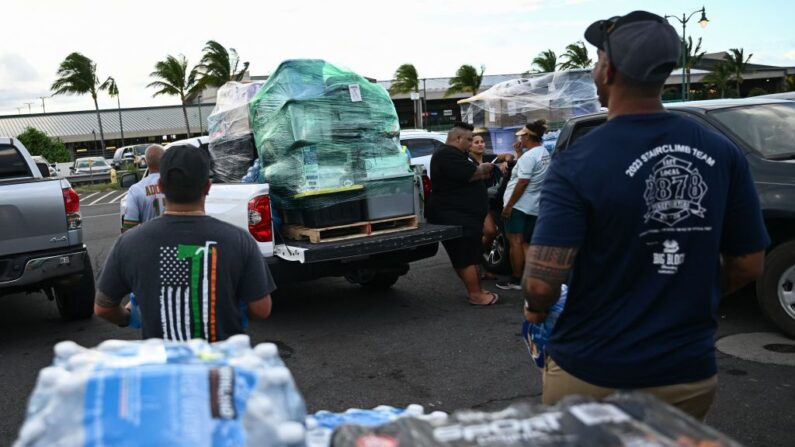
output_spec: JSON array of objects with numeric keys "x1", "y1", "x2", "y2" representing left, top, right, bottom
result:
[
  {"x1": 80, "y1": 192, "x2": 99, "y2": 201},
  {"x1": 109, "y1": 192, "x2": 127, "y2": 204},
  {"x1": 82, "y1": 212, "x2": 120, "y2": 219},
  {"x1": 87, "y1": 191, "x2": 117, "y2": 206}
]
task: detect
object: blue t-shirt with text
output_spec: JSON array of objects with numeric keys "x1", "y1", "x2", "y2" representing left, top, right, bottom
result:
[{"x1": 532, "y1": 113, "x2": 769, "y2": 388}]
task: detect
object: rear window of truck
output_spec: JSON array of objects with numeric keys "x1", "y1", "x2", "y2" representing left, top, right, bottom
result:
[{"x1": 0, "y1": 144, "x2": 32, "y2": 179}]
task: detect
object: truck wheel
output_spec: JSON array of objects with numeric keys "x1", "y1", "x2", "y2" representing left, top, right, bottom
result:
[
  {"x1": 53, "y1": 263, "x2": 95, "y2": 320},
  {"x1": 483, "y1": 218, "x2": 511, "y2": 274},
  {"x1": 345, "y1": 270, "x2": 401, "y2": 291},
  {"x1": 756, "y1": 240, "x2": 795, "y2": 338}
]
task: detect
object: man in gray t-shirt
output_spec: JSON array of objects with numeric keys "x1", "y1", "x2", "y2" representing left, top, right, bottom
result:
[
  {"x1": 95, "y1": 145, "x2": 275, "y2": 341},
  {"x1": 122, "y1": 145, "x2": 166, "y2": 232}
]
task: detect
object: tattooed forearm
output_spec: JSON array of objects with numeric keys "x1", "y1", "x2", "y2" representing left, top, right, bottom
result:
[
  {"x1": 523, "y1": 245, "x2": 578, "y2": 312},
  {"x1": 531, "y1": 246, "x2": 578, "y2": 266},
  {"x1": 524, "y1": 245, "x2": 578, "y2": 287},
  {"x1": 525, "y1": 262, "x2": 571, "y2": 284}
]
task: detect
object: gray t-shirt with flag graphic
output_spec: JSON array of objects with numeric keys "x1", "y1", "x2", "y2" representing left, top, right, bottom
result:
[{"x1": 98, "y1": 215, "x2": 275, "y2": 341}]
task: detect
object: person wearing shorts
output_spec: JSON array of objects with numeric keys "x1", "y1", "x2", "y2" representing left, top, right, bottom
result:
[
  {"x1": 497, "y1": 120, "x2": 550, "y2": 291},
  {"x1": 428, "y1": 122, "x2": 499, "y2": 306}
]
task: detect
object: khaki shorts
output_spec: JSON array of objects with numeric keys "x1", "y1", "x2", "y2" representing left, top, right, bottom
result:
[{"x1": 543, "y1": 356, "x2": 717, "y2": 421}]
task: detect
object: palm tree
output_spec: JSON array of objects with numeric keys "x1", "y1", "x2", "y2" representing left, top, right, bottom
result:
[
  {"x1": 679, "y1": 37, "x2": 705, "y2": 97},
  {"x1": 99, "y1": 76, "x2": 124, "y2": 146},
  {"x1": 559, "y1": 42, "x2": 592, "y2": 70},
  {"x1": 702, "y1": 61, "x2": 732, "y2": 98},
  {"x1": 147, "y1": 54, "x2": 197, "y2": 137},
  {"x1": 193, "y1": 40, "x2": 249, "y2": 89},
  {"x1": 51, "y1": 52, "x2": 107, "y2": 151},
  {"x1": 531, "y1": 50, "x2": 558, "y2": 73},
  {"x1": 445, "y1": 64, "x2": 485, "y2": 97},
  {"x1": 389, "y1": 64, "x2": 419, "y2": 95},
  {"x1": 389, "y1": 64, "x2": 421, "y2": 127},
  {"x1": 724, "y1": 48, "x2": 753, "y2": 97}
]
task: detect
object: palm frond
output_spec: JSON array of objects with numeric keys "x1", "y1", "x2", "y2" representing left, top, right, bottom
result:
[
  {"x1": 559, "y1": 41, "x2": 592, "y2": 70},
  {"x1": 531, "y1": 49, "x2": 557, "y2": 73},
  {"x1": 99, "y1": 76, "x2": 119, "y2": 97},
  {"x1": 445, "y1": 64, "x2": 485, "y2": 97},
  {"x1": 51, "y1": 52, "x2": 98, "y2": 96},
  {"x1": 389, "y1": 64, "x2": 419, "y2": 94},
  {"x1": 148, "y1": 54, "x2": 193, "y2": 99},
  {"x1": 194, "y1": 40, "x2": 247, "y2": 88}
]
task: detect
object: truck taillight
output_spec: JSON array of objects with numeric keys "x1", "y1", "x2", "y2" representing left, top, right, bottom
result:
[
  {"x1": 248, "y1": 195, "x2": 273, "y2": 242},
  {"x1": 63, "y1": 187, "x2": 81, "y2": 230},
  {"x1": 421, "y1": 175, "x2": 432, "y2": 203}
]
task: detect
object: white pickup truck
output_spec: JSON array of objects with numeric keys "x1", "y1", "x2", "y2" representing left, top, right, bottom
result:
[
  {"x1": 121, "y1": 137, "x2": 460, "y2": 290},
  {"x1": 0, "y1": 137, "x2": 94, "y2": 319}
]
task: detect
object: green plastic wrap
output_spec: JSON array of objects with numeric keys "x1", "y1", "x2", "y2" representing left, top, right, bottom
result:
[{"x1": 249, "y1": 59, "x2": 412, "y2": 222}]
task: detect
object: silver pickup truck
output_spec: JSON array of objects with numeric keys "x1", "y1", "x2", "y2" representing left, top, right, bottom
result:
[{"x1": 0, "y1": 137, "x2": 94, "y2": 319}]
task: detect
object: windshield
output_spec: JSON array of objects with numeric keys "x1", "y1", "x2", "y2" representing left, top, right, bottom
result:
[
  {"x1": 709, "y1": 102, "x2": 795, "y2": 159},
  {"x1": 76, "y1": 158, "x2": 108, "y2": 169}
]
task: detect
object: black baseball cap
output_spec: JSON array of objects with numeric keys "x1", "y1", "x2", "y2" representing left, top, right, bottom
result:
[
  {"x1": 584, "y1": 10, "x2": 681, "y2": 82},
  {"x1": 160, "y1": 145, "x2": 210, "y2": 202}
]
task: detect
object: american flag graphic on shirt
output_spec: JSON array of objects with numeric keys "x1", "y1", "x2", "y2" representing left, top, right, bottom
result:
[{"x1": 158, "y1": 242, "x2": 219, "y2": 341}]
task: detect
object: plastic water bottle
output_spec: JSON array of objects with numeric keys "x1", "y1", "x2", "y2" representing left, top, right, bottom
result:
[
  {"x1": 254, "y1": 343, "x2": 286, "y2": 368},
  {"x1": 523, "y1": 285, "x2": 568, "y2": 368},
  {"x1": 128, "y1": 294, "x2": 141, "y2": 329},
  {"x1": 52, "y1": 341, "x2": 86, "y2": 368},
  {"x1": 258, "y1": 367, "x2": 307, "y2": 422}
]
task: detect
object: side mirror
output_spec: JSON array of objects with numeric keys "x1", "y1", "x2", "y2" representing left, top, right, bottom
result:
[
  {"x1": 69, "y1": 166, "x2": 75, "y2": 173},
  {"x1": 36, "y1": 162, "x2": 50, "y2": 177},
  {"x1": 120, "y1": 172, "x2": 138, "y2": 188}
]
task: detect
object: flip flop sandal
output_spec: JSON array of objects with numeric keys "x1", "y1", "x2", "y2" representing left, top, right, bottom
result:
[{"x1": 469, "y1": 292, "x2": 499, "y2": 306}]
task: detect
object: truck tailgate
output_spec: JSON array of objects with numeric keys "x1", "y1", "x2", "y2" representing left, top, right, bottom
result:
[
  {"x1": 274, "y1": 223, "x2": 461, "y2": 263},
  {"x1": 0, "y1": 179, "x2": 69, "y2": 256}
]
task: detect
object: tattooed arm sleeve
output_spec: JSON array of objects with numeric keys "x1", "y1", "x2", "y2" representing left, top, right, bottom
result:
[{"x1": 523, "y1": 245, "x2": 579, "y2": 312}]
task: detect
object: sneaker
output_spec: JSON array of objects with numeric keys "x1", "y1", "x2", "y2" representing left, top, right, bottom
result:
[{"x1": 496, "y1": 279, "x2": 521, "y2": 290}]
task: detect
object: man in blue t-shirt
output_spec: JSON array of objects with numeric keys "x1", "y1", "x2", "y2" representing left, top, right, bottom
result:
[{"x1": 522, "y1": 10, "x2": 769, "y2": 420}]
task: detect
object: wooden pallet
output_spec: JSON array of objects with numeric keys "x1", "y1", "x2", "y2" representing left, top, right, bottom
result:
[{"x1": 283, "y1": 215, "x2": 419, "y2": 243}]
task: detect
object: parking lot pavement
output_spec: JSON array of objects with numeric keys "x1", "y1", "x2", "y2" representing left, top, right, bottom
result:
[{"x1": 78, "y1": 190, "x2": 127, "y2": 207}]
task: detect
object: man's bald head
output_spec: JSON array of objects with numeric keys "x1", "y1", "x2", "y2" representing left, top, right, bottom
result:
[
  {"x1": 446, "y1": 122, "x2": 475, "y2": 152},
  {"x1": 145, "y1": 145, "x2": 165, "y2": 172}
]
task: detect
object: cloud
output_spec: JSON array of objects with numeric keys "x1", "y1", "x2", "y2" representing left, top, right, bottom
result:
[
  {"x1": 785, "y1": 50, "x2": 795, "y2": 60},
  {"x1": 0, "y1": 54, "x2": 40, "y2": 83}
]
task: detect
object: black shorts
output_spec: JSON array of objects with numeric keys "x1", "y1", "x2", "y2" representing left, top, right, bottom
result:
[{"x1": 442, "y1": 234, "x2": 483, "y2": 269}]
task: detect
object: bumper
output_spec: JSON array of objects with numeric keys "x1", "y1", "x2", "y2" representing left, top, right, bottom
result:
[
  {"x1": 268, "y1": 223, "x2": 461, "y2": 283},
  {"x1": 0, "y1": 247, "x2": 89, "y2": 288}
]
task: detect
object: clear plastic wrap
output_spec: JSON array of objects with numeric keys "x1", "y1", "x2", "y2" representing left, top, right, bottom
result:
[
  {"x1": 331, "y1": 392, "x2": 744, "y2": 447},
  {"x1": 460, "y1": 70, "x2": 601, "y2": 153},
  {"x1": 249, "y1": 59, "x2": 411, "y2": 221},
  {"x1": 208, "y1": 82, "x2": 265, "y2": 183},
  {"x1": 15, "y1": 336, "x2": 306, "y2": 447}
]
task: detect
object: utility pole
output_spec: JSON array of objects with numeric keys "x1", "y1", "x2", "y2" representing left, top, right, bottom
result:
[
  {"x1": 24, "y1": 102, "x2": 34, "y2": 113},
  {"x1": 16, "y1": 107, "x2": 23, "y2": 114},
  {"x1": 38, "y1": 97, "x2": 47, "y2": 113}
]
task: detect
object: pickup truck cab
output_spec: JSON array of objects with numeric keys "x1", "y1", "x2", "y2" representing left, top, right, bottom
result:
[
  {"x1": 553, "y1": 98, "x2": 795, "y2": 337},
  {"x1": 0, "y1": 138, "x2": 94, "y2": 319},
  {"x1": 122, "y1": 136, "x2": 461, "y2": 290}
]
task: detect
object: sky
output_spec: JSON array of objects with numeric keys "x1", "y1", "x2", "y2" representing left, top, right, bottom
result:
[{"x1": 1, "y1": 0, "x2": 793, "y2": 116}]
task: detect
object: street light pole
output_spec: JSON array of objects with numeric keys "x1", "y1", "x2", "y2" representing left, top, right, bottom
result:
[
  {"x1": 665, "y1": 6, "x2": 709, "y2": 101},
  {"x1": 198, "y1": 94, "x2": 204, "y2": 136}
]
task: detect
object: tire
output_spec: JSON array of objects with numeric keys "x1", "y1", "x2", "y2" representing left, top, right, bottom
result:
[
  {"x1": 756, "y1": 240, "x2": 795, "y2": 338},
  {"x1": 345, "y1": 270, "x2": 401, "y2": 291},
  {"x1": 483, "y1": 217, "x2": 511, "y2": 274},
  {"x1": 53, "y1": 262, "x2": 95, "y2": 320}
]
